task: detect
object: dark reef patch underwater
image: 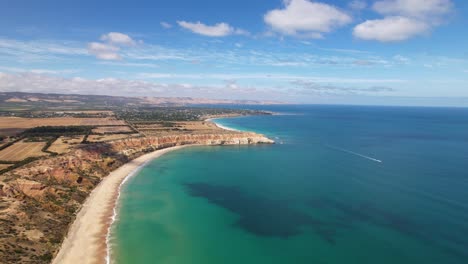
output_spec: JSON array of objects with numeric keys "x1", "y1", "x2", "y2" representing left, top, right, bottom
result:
[{"x1": 185, "y1": 182, "x2": 341, "y2": 242}]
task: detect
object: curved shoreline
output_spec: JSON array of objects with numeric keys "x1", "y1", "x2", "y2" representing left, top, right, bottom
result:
[
  {"x1": 52, "y1": 145, "x2": 190, "y2": 264},
  {"x1": 206, "y1": 118, "x2": 241, "y2": 132}
]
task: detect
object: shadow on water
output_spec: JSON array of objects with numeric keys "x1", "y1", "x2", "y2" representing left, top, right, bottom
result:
[
  {"x1": 184, "y1": 182, "x2": 349, "y2": 244},
  {"x1": 184, "y1": 182, "x2": 468, "y2": 260},
  {"x1": 308, "y1": 198, "x2": 468, "y2": 260}
]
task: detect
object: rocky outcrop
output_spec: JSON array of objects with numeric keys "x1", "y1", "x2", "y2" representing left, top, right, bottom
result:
[{"x1": 0, "y1": 132, "x2": 273, "y2": 263}]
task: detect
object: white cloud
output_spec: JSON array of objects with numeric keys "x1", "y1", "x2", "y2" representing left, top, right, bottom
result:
[
  {"x1": 96, "y1": 61, "x2": 160, "y2": 68},
  {"x1": 353, "y1": 16, "x2": 429, "y2": 42},
  {"x1": 139, "y1": 72, "x2": 406, "y2": 83},
  {"x1": 0, "y1": 72, "x2": 275, "y2": 99},
  {"x1": 160, "y1": 22, "x2": 173, "y2": 29},
  {"x1": 0, "y1": 38, "x2": 87, "y2": 62},
  {"x1": 87, "y1": 42, "x2": 121, "y2": 60},
  {"x1": 354, "y1": 0, "x2": 453, "y2": 42},
  {"x1": 89, "y1": 32, "x2": 141, "y2": 60},
  {"x1": 177, "y1": 21, "x2": 248, "y2": 37},
  {"x1": 373, "y1": 0, "x2": 453, "y2": 18},
  {"x1": 0, "y1": 72, "x2": 162, "y2": 95},
  {"x1": 0, "y1": 66, "x2": 78, "y2": 74},
  {"x1": 100, "y1": 32, "x2": 136, "y2": 46},
  {"x1": 0, "y1": 72, "x2": 408, "y2": 102},
  {"x1": 349, "y1": 0, "x2": 367, "y2": 11},
  {"x1": 263, "y1": 0, "x2": 352, "y2": 38}
]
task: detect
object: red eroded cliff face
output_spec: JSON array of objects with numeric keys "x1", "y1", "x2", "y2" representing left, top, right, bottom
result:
[
  {"x1": 4, "y1": 133, "x2": 273, "y2": 190},
  {"x1": 0, "y1": 132, "x2": 273, "y2": 263},
  {"x1": 112, "y1": 132, "x2": 274, "y2": 155}
]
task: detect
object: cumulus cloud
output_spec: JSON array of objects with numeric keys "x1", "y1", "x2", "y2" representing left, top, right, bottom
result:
[
  {"x1": 353, "y1": 16, "x2": 429, "y2": 42},
  {"x1": 88, "y1": 32, "x2": 140, "y2": 60},
  {"x1": 100, "y1": 32, "x2": 136, "y2": 46},
  {"x1": 373, "y1": 0, "x2": 453, "y2": 18},
  {"x1": 177, "y1": 21, "x2": 248, "y2": 37},
  {"x1": 87, "y1": 42, "x2": 121, "y2": 60},
  {"x1": 264, "y1": 0, "x2": 352, "y2": 38},
  {"x1": 353, "y1": 0, "x2": 453, "y2": 42}
]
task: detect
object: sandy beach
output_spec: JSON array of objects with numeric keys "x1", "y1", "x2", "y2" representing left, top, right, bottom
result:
[
  {"x1": 206, "y1": 118, "x2": 240, "y2": 132},
  {"x1": 52, "y1": 145, "x2": 189, "y2": 264}
]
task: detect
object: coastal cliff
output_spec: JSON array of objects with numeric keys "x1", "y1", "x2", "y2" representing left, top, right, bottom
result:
[{"x1": 0, "y1": 132, "x2": 273, "y2": 263}]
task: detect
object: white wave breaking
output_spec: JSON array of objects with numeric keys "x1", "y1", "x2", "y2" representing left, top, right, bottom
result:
[{"x1": 105, "y1": 159, "x2": 153, "y2": 264}]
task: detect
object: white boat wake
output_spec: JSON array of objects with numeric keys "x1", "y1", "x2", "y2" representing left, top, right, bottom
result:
[{"x1": 326, "y1": 145, "x2": 382, "y2": 163}]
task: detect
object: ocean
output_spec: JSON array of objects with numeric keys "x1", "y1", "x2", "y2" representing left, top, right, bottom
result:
[{"x1": 109, "y1": 105, "x2": 468, "y2": 264}]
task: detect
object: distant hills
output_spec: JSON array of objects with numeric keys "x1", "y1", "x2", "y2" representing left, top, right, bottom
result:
[{"x1": 0, "y1": 92, "x2": 286, "y2": 110}]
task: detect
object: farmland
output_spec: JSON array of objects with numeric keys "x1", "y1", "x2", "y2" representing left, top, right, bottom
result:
[
  {"x1": 135, "y1": 121, "x2": 227, "y2": 136},
  {"x1": 0, "y1": 164, "x2": 12, "y2": 170},
  {"x1": 48, "y1": 135, "x2": 85, "y2": 154},
  {"x1": 92, "y1": 126, "x2": 134, "y2": 134},
  {"x1": 87, "y1": 134, "x2": 141, "y2": 142},
  {"x1": 0, "y1": 117, "x2": 126, "y2": 136},
  {"x1": 0, "y1": 140, "x2": 48, "y2": 161}
]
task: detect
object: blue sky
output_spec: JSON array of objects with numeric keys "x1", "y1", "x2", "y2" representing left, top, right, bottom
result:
[{"x1": 0, "y1": 0, "x2": 467, "y2": 106}]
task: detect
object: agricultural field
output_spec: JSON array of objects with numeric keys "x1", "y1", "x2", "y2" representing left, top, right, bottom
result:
[
  {"x1": 0, "y1": 164, "x2": 12, "y2": 170},
  {"x1": 135, "y1": 121, "x2": 227, "y2": 136},
  {"x1": 49, "y1": 135, "x2": 85, "y2": 154},
  {"x1": 0, "y1": 117, "x2": 126, "y2": 136},
  {"x1": 0, "y1": 140, "x2": 48, "y2": 161},
  {"x1": 92, "y1": 126, "x2": 134, "y2": 134},
  {"x1": 87, "y1": 134, "x2": 140, "y2": 143},
  {"x1": 56, "y1": 110, "x2": 114, "y2": 115}
]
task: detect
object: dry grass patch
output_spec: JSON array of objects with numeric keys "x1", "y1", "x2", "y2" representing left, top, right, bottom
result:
[
  {"x1": 87, "y1": 134, "x2": 140, "y2": 142},
  {"x1": 92, "y1": 126, "x2": 133, "y2": 134},
  {"x1": 136, "y1": 121, "x2": 227, "y2": 136},
  {"x1": 0, "y1": 164, "x2": 13, "y2": 170},
  {"x1": 0, "y1": 117, "x2": 126, "y2": 136},
  {"x1": 0, "y1": 140, "x2": 48, "y2": 161},
  {"x1": 49, "y1": 135, "x2": 85, "y2": 154}
]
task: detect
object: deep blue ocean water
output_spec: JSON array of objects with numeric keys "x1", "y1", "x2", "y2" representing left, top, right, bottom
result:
[{"x1": 111, "y1": 105, "x2": 468, "y2": 264}]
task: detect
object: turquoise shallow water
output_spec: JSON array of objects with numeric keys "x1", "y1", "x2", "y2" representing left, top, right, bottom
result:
[{"x1": 110, "y1": 105, "x2": 468, "y2": 264}]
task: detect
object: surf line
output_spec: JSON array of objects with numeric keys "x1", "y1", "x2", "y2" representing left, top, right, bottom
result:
[{"x1": 325, "y1": 144, "x2": 383, "y2": 163}]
